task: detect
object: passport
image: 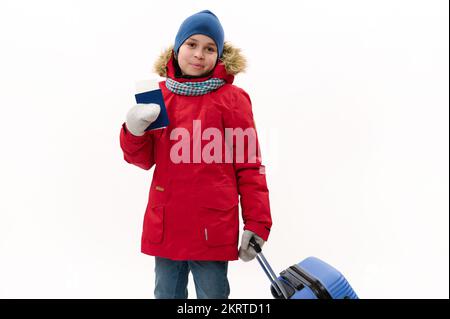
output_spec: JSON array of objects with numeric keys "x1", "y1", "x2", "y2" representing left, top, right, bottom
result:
[{"x1": 134, "y1": 79, "x2": 169, "y2": 131}]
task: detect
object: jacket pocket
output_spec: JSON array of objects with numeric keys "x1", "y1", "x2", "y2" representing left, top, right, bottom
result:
[
  {"x1": 143, "y1": 204, "x2": 165, "y2": 244},
  {"x1": 199, "y1": 191, "x2": 239, "y2": 247}
]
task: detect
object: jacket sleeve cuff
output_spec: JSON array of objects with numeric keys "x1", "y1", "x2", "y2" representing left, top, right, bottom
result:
[
  {"x1": 244, "y1": 222, "x2": 271, "y2": 241},
  {"x1": 121, "y1": 122, "x2": 150, "y2": 144}
]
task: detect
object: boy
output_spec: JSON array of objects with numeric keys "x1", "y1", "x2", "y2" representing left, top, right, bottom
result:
[{"x1": 120, "y1": 10, "x2": 272, "y2": 299}]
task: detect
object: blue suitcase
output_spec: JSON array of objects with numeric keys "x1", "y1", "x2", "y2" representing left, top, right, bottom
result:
[{"x1": 249, "y1": 238, "x2": 359, "y2": 299}]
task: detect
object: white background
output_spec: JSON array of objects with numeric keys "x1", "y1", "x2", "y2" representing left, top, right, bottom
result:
[{"x1": 0, "y1": 0, "x2": 448, "y2": 299}]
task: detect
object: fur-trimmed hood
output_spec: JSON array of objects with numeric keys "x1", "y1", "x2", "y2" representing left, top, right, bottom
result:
[{"x1": 153, "y1": 42, "x2": 247, "y2": 78}]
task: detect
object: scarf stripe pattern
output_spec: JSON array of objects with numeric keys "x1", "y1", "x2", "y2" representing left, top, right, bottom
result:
[{"x1": 165, "y1": 77, "x2": 226, "y2": 96}]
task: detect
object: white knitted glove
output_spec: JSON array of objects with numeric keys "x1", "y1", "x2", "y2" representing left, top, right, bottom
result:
[
  {"x1": 239, "y1": 230, "x2": 265, "y2": 262},
  {"x1": 125, "y1": 103, "x2": 161, "y2": 136}
]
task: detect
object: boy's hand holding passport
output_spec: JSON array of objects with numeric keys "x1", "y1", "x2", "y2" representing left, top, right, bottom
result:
[{"x1": 125, "y1": 79, "x2": 169, "y2": 137}]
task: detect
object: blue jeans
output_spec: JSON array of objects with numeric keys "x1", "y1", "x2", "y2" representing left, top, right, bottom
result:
[{"x1": 154, "y1": 257, "x2": 230, "y2": 299}]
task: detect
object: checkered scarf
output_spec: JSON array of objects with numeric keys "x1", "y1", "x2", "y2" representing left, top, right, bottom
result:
[{"x1": 165, "y1": 77, "x2": 226, "y2": 96}]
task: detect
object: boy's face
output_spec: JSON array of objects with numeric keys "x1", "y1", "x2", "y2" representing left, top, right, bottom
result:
[{"x1": 177, "y1": 34, "x2": 218, "y2": 77}]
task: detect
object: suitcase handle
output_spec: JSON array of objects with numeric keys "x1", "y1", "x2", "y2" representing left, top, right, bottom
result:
[
  {"x1": 249, "y1": 237, "x2": 262, "y2": 253},
  {"x1": 249, "y1": 237, "x2": 290, "y2": 299}
]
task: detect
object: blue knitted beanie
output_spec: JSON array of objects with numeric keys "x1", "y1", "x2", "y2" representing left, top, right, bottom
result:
[{"x1": 174, "y1": 10, "x2": 225, "y2": 58}]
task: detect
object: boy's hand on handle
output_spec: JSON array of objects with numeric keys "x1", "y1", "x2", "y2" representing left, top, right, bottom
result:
[
  {"x1": 125, "y1": 103, "x2": 161, "y2": 136},
  {"x1": 239, "y1": 230, "x2": 265, "y2": 262}
]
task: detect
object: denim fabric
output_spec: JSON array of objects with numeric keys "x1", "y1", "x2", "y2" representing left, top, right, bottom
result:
[{"x1": 154, "y1": 257, "x2": 230, "y2": 299}]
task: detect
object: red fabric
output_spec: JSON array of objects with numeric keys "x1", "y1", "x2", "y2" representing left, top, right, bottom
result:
[{"x1": 119, "y1": 52, "x2": 272, "y2": 260}]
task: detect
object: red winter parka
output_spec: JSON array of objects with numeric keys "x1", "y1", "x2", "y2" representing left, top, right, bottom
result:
[{"x1": 120, "y1": 42, "x2": 272, "y2": 261}]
